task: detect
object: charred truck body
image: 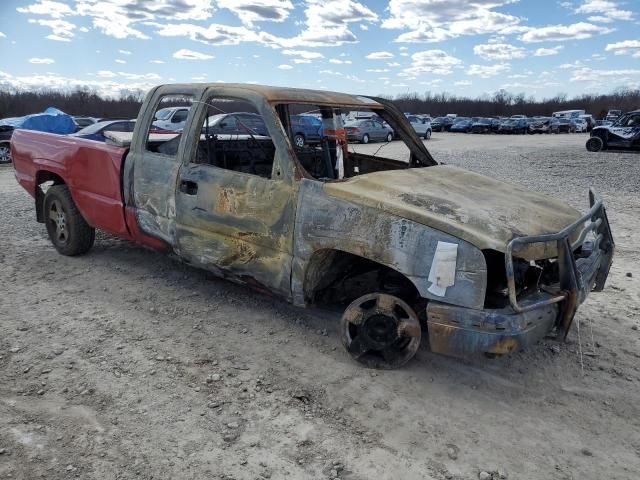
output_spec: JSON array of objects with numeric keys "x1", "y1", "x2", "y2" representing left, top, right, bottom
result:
[{"x1": 11, "y1": 84, "x2": 614, "y2": 369}]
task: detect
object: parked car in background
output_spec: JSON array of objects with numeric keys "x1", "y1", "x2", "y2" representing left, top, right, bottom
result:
[
  {"x1": 0, "y1": 126, "x2": 13, "y2": 163},
  {"x1": 557, "y1": 118, "x2": 577, "y2": 133},
  {"x1": 345, "y1": 119, "x2": 393, "y2": 143},
  {"x1": 70, "y1": 120, "x2": 136, "y2": 142},
  {"x1": 595, "y1": 119, "x2": 613, "y2": 127},
  {"x1": 152, "y1": 106, "x2": 190, "y2": 132},
  {"x1": 73, "y1": 116, "x2": 100, "y2": 129},
  {"x1": 470, "y1": 117, "x2": 494, "y2": 134},
  {"x1": 406, "y1": 115, "x2": 432, "y2": 139},
  {"x1": 498, "y1": 118, "x2": 528, "y2": 134},
  {"x1": 290, "y1": 114, "x2": 323, "y2": 147},
  {"x1": 587, "y1": 109, "x2": 640, "y2": 152},
  {"x1": 573, "y1": 118, "x2": 588, "y2": 133},
  {"x1": 431, "y1": 116, "x2": 454, "y2": 132},
  {"x1": 202, "y1": 112, "x2": 269, "y2": 138},
  {"x1": 346, "y1": 111, "x2": 377, "y2": 122},
  {"x1": 606, "y1": 109, "x2": 622, "y2": 122},
  {"x1": 449, "y1": 117, "x2": 474, "y2": 133},
  {"x1": 529, "y1": 117, "x2": 559, "y2": 134}
]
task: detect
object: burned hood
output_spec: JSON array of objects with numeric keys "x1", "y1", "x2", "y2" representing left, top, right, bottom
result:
[{"x1": 323, "y1": 165, "x2": 583, "y2": 259}]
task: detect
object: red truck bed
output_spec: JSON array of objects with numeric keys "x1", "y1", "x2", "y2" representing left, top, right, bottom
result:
[{"x1": 11, "y1": 129, "x2": 133, "y2": 239}]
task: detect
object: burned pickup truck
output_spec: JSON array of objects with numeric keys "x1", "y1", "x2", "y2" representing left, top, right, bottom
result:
[{"x1": 12, "y1": 83, "x2": 614, "y2": 368}]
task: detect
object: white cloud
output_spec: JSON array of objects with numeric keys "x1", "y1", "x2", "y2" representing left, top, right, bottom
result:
[
  {"x1": 282, "y1": 49, "x2": 324, "y2": 59},
  {"x1": 605, "y1": 40, "x2": 640, "y2": 58},
  {"x1": 271, "y1": 0, "x2": 377, "y2": 47},
  {"x1": 329, "y1": 58, "x2": 352, "y2": 64},
  {"x1": 17, "y1": 1, "x2": 73, "y2": 18},
  {"x1": 576, "y1": 1, "x2": 634, "y2": 22},
  {"x1": 454, "y1": 80, "x2": 472, "y2": 86},
  {"x1": 277, "y1": 64, "x2": 293, "y2": 69},
  {"x1": 17, "y1": 0, "x2": 215, "y2": 40},
  {"x1": 29, "y1": 57, "x2": 55, "y2": 64},
  {"x1": 387, "y1": 61, "x2": 401, "y2": 67},
  {"x1": 218, "y1": 0, "x2": 294, "y2": 26},
  {"x1": 366, "y1": 51, "x2": 394, "y2": 59},
  {"x1": 155, "y1": 22, "x2": 264, "y2": 46},
  {"x1": 570, "y1": 66, "x2": 640, "y2": 82},
  {"x1": 319, "y1": 69, "x2": 343, "y2": 76},
  {"x1": 173, "y1": 48, "x2": 214, "y2": 60},
  {"x1": 382, "y1": 0, "x2": 522, "y2": 43},
  {"x1": 534, "y1": 46, "x2": 564, "y2": 56},
  {"x1": 360, "y1": 24, "x2": 368, "y2": 30},
  {"x1": 473, "y1": 42, "x2": 526, "y2": 61},
  {"x1": 467, "y1": 63, "x2": 511, "y2": 78},
  {"x1": 28, "y1": 18, "x2": 76, "y2": 41},
  {"x1": 97, "y1": 70, "x2": 117, "y2": 77},
  {"x1": 292, "y1": 58, "x2": 311, "y2": 63},
  {"x1": 366, "y1": 68, "x2": 389, "y2": 72},
  {"x1": 519, "y1": 22, "x2": 612, "y2": 42},
  {"x1": 115, "y1": 59, "x2": 126, "y2": 64},
  {"x1": 150, "y1": 59, "x2": 165, "y2": 64},
  {"x1": 118, "y1": 49, "x2": 132, "y2": 55},
  {"x1": 0, "y1": 69, "x2": 155, "y2": 98},
  {"x1": 0, "y1": 32, "x2": 5, "y2": 38},
  {"x1": 405, "y1": 50, "x2": 462, "y2": 76}
]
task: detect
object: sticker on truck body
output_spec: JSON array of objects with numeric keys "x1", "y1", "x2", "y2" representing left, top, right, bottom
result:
[{"x1": 427, "y1": 241, "x2": 458, "y2": 297}]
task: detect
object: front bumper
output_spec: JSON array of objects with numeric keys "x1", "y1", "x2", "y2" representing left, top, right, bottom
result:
[{"x1": 426, "y1": 189, "x2": 614, "y2": 358}]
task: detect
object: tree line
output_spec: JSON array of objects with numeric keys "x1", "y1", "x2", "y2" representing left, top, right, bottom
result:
[
  {"x1": 385, "y1": 88, "x2": 640, "y2": 119},
  {"x1": 1, "y1": 87, "x2": 639, "y2": 120}
]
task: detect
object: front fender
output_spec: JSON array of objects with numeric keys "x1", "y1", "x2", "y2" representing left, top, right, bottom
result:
[{"x1": 292, "y1": 179, "x2": 487, "y2": 309}]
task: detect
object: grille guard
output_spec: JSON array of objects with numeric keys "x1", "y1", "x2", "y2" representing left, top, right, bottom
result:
[{"x1": 504, "y1": 189, "x2": 614, "y2": 338}]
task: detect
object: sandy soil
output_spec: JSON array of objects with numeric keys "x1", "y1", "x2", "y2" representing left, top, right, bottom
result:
[{"x1": 1, "y1": 133, "x2": 639, "y2": 480}]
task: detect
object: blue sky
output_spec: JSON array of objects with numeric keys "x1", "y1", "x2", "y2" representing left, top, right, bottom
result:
[{"x1": 0, "y1": 0, "x2": 638, "y2": 99}]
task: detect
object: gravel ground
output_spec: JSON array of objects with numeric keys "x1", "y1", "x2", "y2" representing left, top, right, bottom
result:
[{"x1": 1, "y1": 132, "x2": 639, "y2": 480}]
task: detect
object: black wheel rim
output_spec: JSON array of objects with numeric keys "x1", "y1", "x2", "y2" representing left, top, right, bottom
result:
[
  {"x1": 341, "y1": 293, "x2": 421, "y2": 369},
  {"x1": 48, "y1": 199, "x2": 69, "y2": 245}
]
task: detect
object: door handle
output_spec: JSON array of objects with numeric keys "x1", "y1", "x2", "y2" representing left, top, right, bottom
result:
[{"x1": 180, "y1": 180, "x2": 198, "y2": 195}]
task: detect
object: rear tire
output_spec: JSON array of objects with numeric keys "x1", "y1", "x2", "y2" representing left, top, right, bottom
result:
[
  {"x1": 293, "y1": 133, "x2": 305, "y2": 148},
  {"x1": 0, "y1": 142, "x2": 11, "y2": 164},
  {"x1": 386, "y1": 132, "x2": 393, "y2": 142},
  {"x1": 424, "y1": 129, "x2": 431, "y2": 140},
  {"x1": 44, "y1": 185, "x2": 95, "y2": 256},
  {"x1": 362, "y1": 134, "x2": 370, "y2": 144},
  {"x1": 586, "y1": 136, "x2": 604, "y2": 152}
]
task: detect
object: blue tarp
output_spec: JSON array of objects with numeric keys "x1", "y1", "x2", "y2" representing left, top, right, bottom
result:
[{"x1": 0, "y1": 107, "x2": 76, "y2": 134}]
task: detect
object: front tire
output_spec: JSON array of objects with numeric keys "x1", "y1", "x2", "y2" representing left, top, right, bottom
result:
[
  {"x1": 341, "y1": 293, "x2": 421, "y2": 369},
  {"x1": 424, "y1": 129, "x2": 431, "y2": 140},
  {"x1": 44, "y1": 185, "x2": 95, "y2": 256},
  {"x1": 586, "y1": 136, "x2": 604, "y2": 152}
]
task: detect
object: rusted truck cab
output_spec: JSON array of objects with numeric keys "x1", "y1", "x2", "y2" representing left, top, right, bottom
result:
[{"x1": 13, "y1": 84, "x2": 614, "y2": 369}]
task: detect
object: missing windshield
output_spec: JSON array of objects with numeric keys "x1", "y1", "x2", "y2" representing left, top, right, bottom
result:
[{"x1": 277, "y1": 103, "x2": 428, "y2": 182}]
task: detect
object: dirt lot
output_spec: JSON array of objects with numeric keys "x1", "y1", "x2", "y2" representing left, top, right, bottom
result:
[{"x1": 1, "y1": 133, "x2": 639, "y2": 480}]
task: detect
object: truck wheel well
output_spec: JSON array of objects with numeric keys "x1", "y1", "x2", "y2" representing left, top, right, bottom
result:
[
  {"x1": 35, "y1": 170, "x2": 66, "y2": 223},
  {"x1": 303, "y1": 249, "x2": 420, "y2": 307}
]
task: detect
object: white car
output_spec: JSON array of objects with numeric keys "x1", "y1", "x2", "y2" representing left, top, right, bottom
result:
[
  {"x1": 573, "y1": 118, "x2": 588, "y2": 133},
  {"x1": 152, "y1": 106, "x2": 190, "y2": 132},
  {"x1": 406, "y1": 115, "x2": 432, "y2": 139}
]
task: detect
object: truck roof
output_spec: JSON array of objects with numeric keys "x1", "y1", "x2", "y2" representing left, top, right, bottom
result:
[{"x1": 168, "y1": 83, "x2": 384, "y2": 108}]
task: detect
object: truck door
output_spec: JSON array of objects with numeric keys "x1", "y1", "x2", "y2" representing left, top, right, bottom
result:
[
  {"x1": 173, "y1": 94, "x2": 296, "y2": 298},
  {"x1": 127, "y1": 91, "x2": 197, "y2": 246}
]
